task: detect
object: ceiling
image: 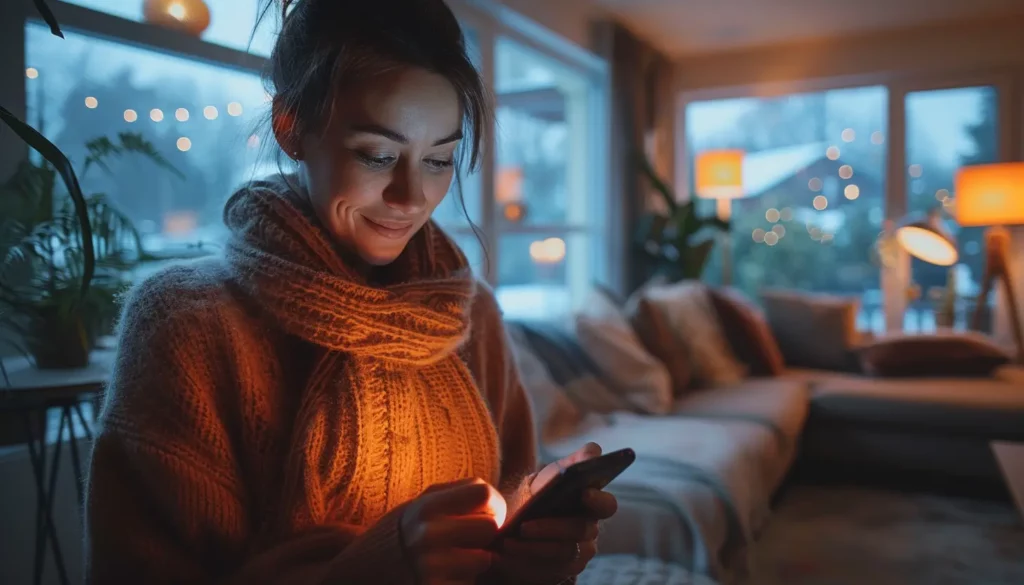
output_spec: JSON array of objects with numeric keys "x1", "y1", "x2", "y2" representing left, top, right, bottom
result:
[{"x1": 594, "y1": 0, "x2": 1024, "y2": 56}]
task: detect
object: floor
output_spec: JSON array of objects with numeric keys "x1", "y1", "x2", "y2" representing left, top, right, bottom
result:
[{"x1": 746, "y1": 484, "x2": 1024, "y2": 585}]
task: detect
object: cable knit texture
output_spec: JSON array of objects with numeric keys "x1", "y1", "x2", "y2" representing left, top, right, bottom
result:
[{"x1": 85, "y1": 177, "x2": 538, "y2": 585}]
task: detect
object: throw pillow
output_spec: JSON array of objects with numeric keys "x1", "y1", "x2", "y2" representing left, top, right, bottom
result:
[
  {"x1": 707, "y1": 287, "x2": 786, "y2": 377},
  {"x1": 513, "y1": 321, "x2": 641, "y2": 414},
  {"x1": 760, "y1": 288, "x2": 863, "y2": 372},
  {"x1": 575, "y1": 287, "x2": 674, "y2": 414},
  {"x1": 630, "y1": 281, "x2": 747, "y2": 393},
  {"x1": 860, "y1": 331, "x2": 1012, "y2": 378}
]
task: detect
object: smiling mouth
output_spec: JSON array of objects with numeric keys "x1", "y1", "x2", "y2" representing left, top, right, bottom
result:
[{"x1": 362, "y1": 216, "x2": 415, "y2": 239}]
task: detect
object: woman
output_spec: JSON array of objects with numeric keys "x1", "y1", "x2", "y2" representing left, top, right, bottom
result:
[{"x1": 84, "y1": 0, "x2": 617, "y2": 583}]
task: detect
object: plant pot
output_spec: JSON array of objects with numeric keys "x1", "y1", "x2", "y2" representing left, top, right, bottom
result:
[{"x1": 26, "y1": 308, "x2": 95, "y2": 370}]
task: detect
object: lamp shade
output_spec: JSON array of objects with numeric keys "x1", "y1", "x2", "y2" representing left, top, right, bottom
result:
[
  {"x1": 695, "y1": 149, "x2": 744, "y2": 199},
  {"x1": 954, "y1": 162, "x2": 1024, "y2": 227},
  {"x1": 896, "y1": 210, "x2": 958, "y2": 267}
]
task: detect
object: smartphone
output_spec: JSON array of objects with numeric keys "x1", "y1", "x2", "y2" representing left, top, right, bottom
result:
[{"x1": 493, "y1": 447, "x2": 636, "y2": 542}]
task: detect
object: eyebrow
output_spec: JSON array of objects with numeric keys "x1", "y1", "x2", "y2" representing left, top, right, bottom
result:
[{"x1": 349, "y1": 123, "x2": 463, "y2": 146}]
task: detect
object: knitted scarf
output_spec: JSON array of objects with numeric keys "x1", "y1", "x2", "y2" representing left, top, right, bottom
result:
[{"x1": 223, "y1": 178, "x2": 499, "y2": 532}]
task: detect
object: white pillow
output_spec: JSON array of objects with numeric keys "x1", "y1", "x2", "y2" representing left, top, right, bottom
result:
[{"x1": 575, "y1": 287, "x2": 674, "y2": 414}]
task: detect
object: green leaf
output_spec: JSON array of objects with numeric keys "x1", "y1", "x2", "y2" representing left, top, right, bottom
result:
[
  {"x1": 0, "y1": 106, "x2": 94, "y2": 298},
  {"x1": 32, "y1": 0, "x2": 64, "y2": 38}
]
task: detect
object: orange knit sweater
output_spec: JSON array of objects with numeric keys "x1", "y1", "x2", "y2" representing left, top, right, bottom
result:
[{"x1": 85, "y1": 184, "x2": 537, "y2": 584}]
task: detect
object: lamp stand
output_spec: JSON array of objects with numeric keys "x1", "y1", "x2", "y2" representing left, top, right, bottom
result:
[
  {"x1": 716, "y1": 198, "x2": 732, "y2": 287},
  {"x1": 972, "y1": 226, "x2": 1024, "y2": 362}
]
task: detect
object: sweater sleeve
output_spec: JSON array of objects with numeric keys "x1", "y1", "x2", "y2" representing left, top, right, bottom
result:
[
  {"x1": 465, "y1": 283, "x2": 539, "y2": 514},
  {"x1": 85, "y1": 266, "x2": 415, "y2": 585}
]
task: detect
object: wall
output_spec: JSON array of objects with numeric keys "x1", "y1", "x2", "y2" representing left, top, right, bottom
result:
[
  {"x1": 497, "y1": 0, "x2": 603, "y2": 51},
  {"x1": 673, "y1": 15, "x2": 1024, "y2": 94}
]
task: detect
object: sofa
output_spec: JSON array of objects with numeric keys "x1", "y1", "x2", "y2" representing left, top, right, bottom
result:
[{"x1": 506, "y1": 282, "x2": 1024, "y2": 585}]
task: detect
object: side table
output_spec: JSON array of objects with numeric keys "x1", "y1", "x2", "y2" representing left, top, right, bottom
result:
[
  {"x1": 1, "y1": 350, "x2": 114, "y2": 585},
  {"x1": 991, "y1": 441, "x2": 1024, "y2": 524}
]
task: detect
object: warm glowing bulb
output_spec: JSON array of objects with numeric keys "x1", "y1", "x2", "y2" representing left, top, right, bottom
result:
[
  {"x1": 247, "y1": 134, "x2": 260, "y2": 148},
  {"x1": 203, "y1": 105, "x2": 218, "y2": 120},
  {"x1": 841, "y1": 128, "x2": 855, "y2": 142},
  {"x1": 871, "y1": 131, "x2": 884, "y2": 144},
  {"x1": 844, "y1": 184, "x2": 860, "y2": 200},
  {"x1": 167, "y1": 2, "x2": 186, "y2": 20},
  {"x1": 175, "y1": 108, "x2": 189, "y2": 122},
  {"x1": 813, "y1": 195, "x2": 828, "y2": 210},
  {"x1": 26, "y1": 67, "x2": 39, "y2": 79},
  {"x1": 227, "y1": 102, "x2": 243, "y2": 116},
  {"x1": 764, "y1": 231, "x2": 779, "y2": 246},
  {"x1": 124, "y1": 109, "x2": 138, "y2": 123},
  {"x1": 935, "y1": 188, "x2": 950, "y2": 201},
  {"x1": 765, "y1": 208, "x2": 780, "y2": 223},
  {"x1": 772, "y1": 224, "x2": 786, "y2": 237},
  {"x1": 84, "y1": 96, "x2": 98, "y2": 109},
  {"x1": 151, "y1": 108, "x2": 164, "y2": 122},
  {"x1": 176, "y1": 137, "x2": 192, "y2": 152},
  {"x1": 825, "y1": 146, "x2": 840, "y2": 160},
  {"x1": 908, "y1": 164, "x2": 923, "y2": 178},
  {"x1": 839, "y1": 165, "x2": 853, "y2": 179},
  {"x1": 897, "y1": 227, "x2": 957, "y2": 266},
  {"x1": 808, "y1": 177, "x2": 823, "y2": 192},
  {"x1": 529, "y1": 237, "x2": 566, "y2": 264},
  {"x1": 752, "y1": 228, "x2": 766, "y2": 243}
]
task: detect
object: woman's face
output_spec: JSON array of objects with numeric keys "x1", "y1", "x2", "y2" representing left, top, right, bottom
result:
[{"x1": 297, "y1": 67, "x2": 462, "y2": 266}]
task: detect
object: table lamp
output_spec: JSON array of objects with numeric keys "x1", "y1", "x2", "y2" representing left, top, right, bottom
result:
[
  {"x1": 695, "y1": 149, "x2": 744, "y2": 285},
  {"x1": 895, "y1": 209, "x2": 959, "y2": 267},
  {"x1": 954, "y1": 162, "x2": 1024, "y2": 361}
]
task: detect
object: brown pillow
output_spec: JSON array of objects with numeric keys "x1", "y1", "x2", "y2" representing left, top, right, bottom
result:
[
  {"x1": 708, "y1": 287, "x2": 785, "y2": 377},
  {"x1": 760, "y1": 288, "x2": 863, "y2": 372},
  {"x1": 860, "y1": 332, "x2": 1012, "y2": 378},
  {"x1": 626, "y1": 295, "x2": 692, "y2": 395}
]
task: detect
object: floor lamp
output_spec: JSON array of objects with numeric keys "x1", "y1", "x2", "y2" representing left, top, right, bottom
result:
[
  {"x1": 694, "y1": 149, "x2": 745, "y2": 286},
  {"x1": 955, "y1": 162, "x2": 1024, "y2": 362}
]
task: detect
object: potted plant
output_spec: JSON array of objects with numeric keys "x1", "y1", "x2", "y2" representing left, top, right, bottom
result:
[
  {"x1": 0, "y1": 133, "x2": 181, "y2": 369},
  {"x1": 632, "y1": 152, "x2": 731, "y2": 286}
]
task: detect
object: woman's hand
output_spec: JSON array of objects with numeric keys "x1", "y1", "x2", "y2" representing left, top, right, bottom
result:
[
  {"x1": 399, "y1": 477, "x2": 504, "y2": 585},
  {"x1": 491, "y1": 442, "x2": 619, "y2": 584}
]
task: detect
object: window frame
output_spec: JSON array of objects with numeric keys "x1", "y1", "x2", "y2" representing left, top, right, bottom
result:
[
  {"x1": 676, "y1": 66, "x2": 1024, "y2": 332},
  {"x1": 4, "y1": 0, "x2": 613, "y2": 304}
]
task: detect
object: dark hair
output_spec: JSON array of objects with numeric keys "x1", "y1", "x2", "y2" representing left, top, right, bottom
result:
[{"x1": 254, "y1": 0, "x2": 490, "y2": 264}]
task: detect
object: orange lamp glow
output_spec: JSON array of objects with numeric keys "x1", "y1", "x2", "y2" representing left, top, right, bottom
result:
[
  {"x1": 954, "y1": 162, "x2": 1024, "y2": 227},
  {"x1": 694, "y1": 149, "x2": 744, "y2": 200}
]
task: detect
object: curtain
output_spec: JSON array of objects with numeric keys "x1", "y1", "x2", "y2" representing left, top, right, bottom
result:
[{"x1": 601, "y1": 21, "x2": 676, "y2": 296}]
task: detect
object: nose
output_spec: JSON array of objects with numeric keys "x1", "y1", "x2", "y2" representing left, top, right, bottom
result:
[{"x1": 382, "y1": 159, "x2": 427, "y2": 215}]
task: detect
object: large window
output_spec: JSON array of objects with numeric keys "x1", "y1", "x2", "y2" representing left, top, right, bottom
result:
[
  {"x1": 493, "y1": 37, "x2": 602, "y2": 320},
  {"x1": 25, "y1": 21, "x2": 269, "y2": 255},
  {"x1": 12, "y1": 2, "x2": 611, "y2": 316},
  {"x1": 904, "y1": 86, "x2": 999, "y2": 332},
  {"x1": 686, "y1": 86, "x2": 888, "y2": 331}
]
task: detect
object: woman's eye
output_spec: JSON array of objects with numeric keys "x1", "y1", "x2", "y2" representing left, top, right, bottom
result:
[
  {"x1": 425, "y1": 158, "x2": 455, "y2": 171},
  {"x1": 356, "y1": 152, "x2": 395, "y2": 169}
]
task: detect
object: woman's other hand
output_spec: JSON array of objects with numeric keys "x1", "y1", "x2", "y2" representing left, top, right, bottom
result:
[
  {"x1": 399, "y1": 477, "x2": 504, "y2": 585},
  {"x1": 492, "y1": 442, "x2": 619, "y2": 584}
]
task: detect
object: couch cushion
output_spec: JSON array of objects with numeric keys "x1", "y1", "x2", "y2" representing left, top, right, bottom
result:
[
  {"x1": 761, "y1": 289, "x2": 863, "y2": 372},
  {"x1": 859, "y1": 331, "x2": 1012, "y2": 378},
  {"x1": 544, "y1": 414, "x2": 785, "y2": 580},
  {"x1": 673, "y1": 378, "x2": 810, "y2": 467},
  {"x1": 809, "y1": 375, "x2": 1024, "y2": 440},
  {"x1": 707, "y1": 288, "x2": 786, "y2": 377}
]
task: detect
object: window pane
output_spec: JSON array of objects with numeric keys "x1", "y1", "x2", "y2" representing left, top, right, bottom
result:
[
  {"x1": 433, "y1": 27, "x2": 483, "y2": 229},
  {"x1": 687, "y1": 86, "x2": 888, "y2": 332},
  {"x1": 495, "y1": 37, "x2": 592, "y2": 229},
  {"x1": 905, "y1": 86, "x2": 998, "y2": 333},
  {"x1": 496, "y1": 232, "x2": 586, "y2": 321},
  {"x1": 25, "y1": 22, "x2": 271, "y2": 252},
  {"x1": 62, "y1": 0, "x2": 278, "y2": 56}
]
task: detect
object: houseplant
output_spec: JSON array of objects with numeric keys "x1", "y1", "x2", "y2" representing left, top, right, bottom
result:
[
  {"x1": 0, "y1": 133, "x2": 181, "y2": 369},
  {"x1": 632, "y1": 152, "x2": 731, "y2": 286}
]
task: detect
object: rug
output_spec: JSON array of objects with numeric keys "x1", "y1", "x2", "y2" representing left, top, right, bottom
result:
[{"x1": 746, "y1": 485, "x2": 1024, "y2": 585}]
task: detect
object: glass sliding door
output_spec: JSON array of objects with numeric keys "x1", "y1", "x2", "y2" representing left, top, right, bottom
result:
[{"x1": 903, "y1": 86, "x2": 1000, "y2": 332}]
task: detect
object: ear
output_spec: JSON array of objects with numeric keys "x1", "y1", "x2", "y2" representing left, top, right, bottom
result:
[{"x1": 271, "y1": 97, "x2": 302, "y2": 160}]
